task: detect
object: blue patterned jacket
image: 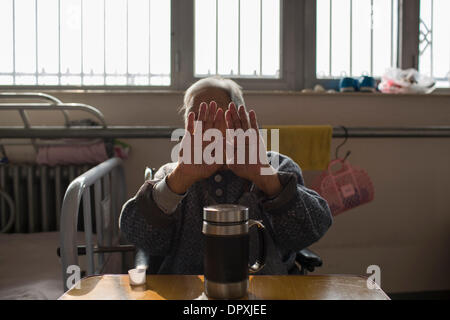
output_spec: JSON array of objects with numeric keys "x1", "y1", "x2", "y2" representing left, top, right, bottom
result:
[{"x1": 119, "y1": 152, "x2": 332, "y2": 274}]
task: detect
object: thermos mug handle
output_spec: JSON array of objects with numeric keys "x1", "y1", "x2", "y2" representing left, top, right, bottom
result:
[{"x1": 248, "y1": 219, "x2": 267, "y2": 273}]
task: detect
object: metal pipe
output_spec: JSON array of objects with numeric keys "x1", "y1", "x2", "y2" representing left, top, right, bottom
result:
[
  {"x1": 18, "y1": 108, "x2": 38, "y2": 152},
  {"x1": 12, "y1": 166, "x2": 21, "y2": 233},
  {"x1": 40, "y1": 165, "x2": 49, "y2": 231},
  {"x1": 26, "y1": 166, "x2": 35, "y2": 233},
  {"x1": 82, "y1": 188, "x2": 95, "y2": 275},
  {"x1": 0, "y1": 166, "x2": 6, "y2": 229},
  {"x1": 55, "y1": 166, "x2": 62, "y2": 229},
  {"x1": 0, "y1": 189, "x2": 15, "y2": 233},
  {"x1": 102, "y1": 172, "x2": 112, "y2": 247},
  {"x1": 94, "y1": 180, "x2": 104, "y2": 272},
  {"x1": 2, "y1": 126, "x2": 450, "y2": 139}
]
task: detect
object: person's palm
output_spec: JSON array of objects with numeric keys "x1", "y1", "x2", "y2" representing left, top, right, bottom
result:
[
  {"x1": 177, "y1": 102, "x2": 224, "y2": 182},
  {"x1": 225, "y1": 104, "x2": 272, "y2": 181}
]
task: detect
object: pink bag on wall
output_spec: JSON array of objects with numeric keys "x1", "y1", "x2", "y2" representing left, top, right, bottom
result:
[{"x1": 311, "y1": 159, "x2": 374, "y2": 216}]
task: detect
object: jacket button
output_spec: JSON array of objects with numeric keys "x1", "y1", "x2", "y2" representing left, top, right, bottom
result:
[
  {"x1": 214, "y1": 174, "x2": 222, "y2": 183},
  {"x1": 215, "y1": 188, "x2": 223, "y2": 197}
]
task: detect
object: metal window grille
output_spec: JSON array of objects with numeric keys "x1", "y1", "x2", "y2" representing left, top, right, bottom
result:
[
  {"x1": 194, "y1": 0, "x2": 281, "y2": 79},
  {"x1": 419, "y1": 0, "x2": 450, "y2": 83},
  {"x1": 0, "y1": 0, "x2": 171, "y2": 87},
  {"x1": 316, "y1": 0, "x2": 398, "y2": 79}
]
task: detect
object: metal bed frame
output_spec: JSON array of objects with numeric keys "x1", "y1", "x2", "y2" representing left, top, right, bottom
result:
[
  {"x1": 59, "y1": 157, "x2": 128, "y2": 291},
  {"x1": 1, "y1": 92, "x2": 450, "y2": 292},
  {"x1": 0, "y1": 92, "x2": 107, "y2": 158}
]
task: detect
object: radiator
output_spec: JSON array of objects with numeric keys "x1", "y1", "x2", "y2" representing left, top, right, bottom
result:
[{"x1": 0, "y1": 164, "x2": 91, "y2": 233}]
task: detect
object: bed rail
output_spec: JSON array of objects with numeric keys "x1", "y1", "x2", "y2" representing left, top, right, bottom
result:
[
  {"x1": 0, "y1": 92, "x2": 107, "y2": 158},
  {"x1": 0, "y1": 92, "x2": 70, "y2": 126},
  {"x1": 59, "y1": 157, "x2": 127, "y2": 291}
]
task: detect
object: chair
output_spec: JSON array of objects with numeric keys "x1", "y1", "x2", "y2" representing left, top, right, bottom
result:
[{"x1": 294, "y1": 248, "x2": 323, "y2": 274}]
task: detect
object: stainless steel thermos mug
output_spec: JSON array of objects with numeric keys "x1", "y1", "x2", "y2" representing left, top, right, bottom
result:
[{"x1": 202, "y1": 204, "x2": 267, "y2": 299}]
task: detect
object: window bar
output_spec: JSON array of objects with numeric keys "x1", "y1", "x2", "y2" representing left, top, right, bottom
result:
[
  {"x1": 126, "y1": 0, "x2": 129, "y2": 84},
  {"x1": 370, "y1": 0, "x2": 374, "y2": 76},
  {"x1": 349, "y1": 0, "x2": 353, "y2": 76},
  {"x1": 238, "y1": 0, "x2": 240, "y2": 76},
  {"x1": 103, "y1": 0, "x2": 106, "y2": 85},
  {"x1": 58, "y1": 0, "x2": 61, "y2": 85},
  {"x1": 390, "y1": 0, "x2": 394, "y2": 67},
  {"x1": 329, "y1": 0, "x2": 332, "y2": 77},
  {"x1": 259, "y1": 0, "x2": 263, "y2": 76},
  {"x1": 215, "y1": 0, "x2": 218, "y2": 75},
  {"x1": 148, "y1": 0, "x2": 151, "y2": 84},
  {"x1": 12, "y1": 0, "x2": 16, "y2": 85},
  {"x1": 430, "y1": 0, "x2": 434, "y2": 78},
  {"x1": 35, "y1": 0, "x2": 38, "y2": 85},
  {"x1": 81, "y1": 0, "x2": 84, "y2": 85}
]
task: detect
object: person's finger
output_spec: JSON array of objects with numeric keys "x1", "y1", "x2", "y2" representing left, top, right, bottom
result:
[
  {"x1": 186, "y1": 111, "x2": 195, "y2": 135},
  {"x1": 214, "y1": 107, "x2": 224, "y2": 128},
  {"x1": 210, "y1": 101, "x2": 217, "y2": 121},
  {"x1": 224, "y1": 110, "x2": 235, "y2": 165},
  {"x1": 195, "y1": 102, "x2": 207, "y2": 136},
  {"x1": 238, "y1": 105, "x2": 249, "y2": 131},
  {"x1": 249, "y1": 110, "x2": 259, "y2": 131},
  {"x1": 225, "y1": 109, "x2": 234, "y2": 129},
  {"x1": 229, "y1": 103, "x2": 242, "y2": 129},
  {"x1": 204, "y1": 101, "x2": 216, "y2": 131},
  {"x1": 249, "y1": 110, "x2": 266, "y2": 163},
  {"x1": 198, "y1": 102, "x2": 207, "y2": 122},
  {"x1": 214, "y1": 108, "x2": 225, "y2": 163}
]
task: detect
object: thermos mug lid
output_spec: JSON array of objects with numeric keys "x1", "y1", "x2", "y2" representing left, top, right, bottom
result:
[{"x1": 203, "y1": 204, "x2": 248, "y2": 223}]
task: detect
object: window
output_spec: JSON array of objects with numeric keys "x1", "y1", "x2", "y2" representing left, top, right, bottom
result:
[
  {"x1": 316, "y1": 0, "x2": 398, "y2": 79},
  {"x1": 194, "y1": 0, "x2": 281, "y2": 78},
  {"x1": 0, "y1": 0, "x2": 448, "y2": 90},
  {"x1": 0, "y1": 0, "x2": 171, "y2": 87},
  {"x1": 419, "y1": 0, "x2": 450, "y2": 85}
]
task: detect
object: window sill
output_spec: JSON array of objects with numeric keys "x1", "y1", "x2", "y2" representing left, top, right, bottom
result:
[
  {"x1": 243, "y1": 90, "x2": 450, "y2": 97},
  {"x1": 1, "y1": 87, "x2": 450, "y2": 98}
]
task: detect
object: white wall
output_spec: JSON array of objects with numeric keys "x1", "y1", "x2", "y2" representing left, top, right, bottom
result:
[{"x1": 2, "y1": 90, "x2": 450, "y2": 293}]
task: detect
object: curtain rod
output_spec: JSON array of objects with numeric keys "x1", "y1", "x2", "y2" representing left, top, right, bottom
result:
[{"x1": 1, "y1": 126, "x2": 450, "y2": 139}]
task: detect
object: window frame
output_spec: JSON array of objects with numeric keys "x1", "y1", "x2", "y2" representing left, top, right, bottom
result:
[
  {"x1": 0, "y1": 0, "x2": 304, "y2": 91},
  {"x1": 305, "y1": 0, "x2": 421, "y2": 90},
  {"x1": 0, "y1": 0, "x2": 175, "y2": 91},
  {"x1": 176, "y1": 0, "x2": 304, "y2": 91},
  {"x1": 0, "y1": 0, "x2": 431, "y2": 91}
]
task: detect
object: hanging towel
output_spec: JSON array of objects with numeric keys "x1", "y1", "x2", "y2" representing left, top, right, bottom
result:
[{"x1": 263, "y1": 125, "x2": 332, "y2": 171}]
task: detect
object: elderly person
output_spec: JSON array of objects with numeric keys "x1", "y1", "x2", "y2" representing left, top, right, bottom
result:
[{"x1": 119, "y1": 77, "x2": 332, "y2": 275}]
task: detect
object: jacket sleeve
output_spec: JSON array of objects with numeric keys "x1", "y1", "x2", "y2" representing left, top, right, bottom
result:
[
  {"x1": 118, "y1": 163, "x2": 184, "y2": 256},
  {"x1": 257, "y1": 152, "x2": 333, "y2": 252}
]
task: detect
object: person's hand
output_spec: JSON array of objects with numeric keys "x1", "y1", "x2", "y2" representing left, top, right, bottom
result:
[
  {"x1": 224, "y1": 103, "x2": 282, "y2": 197},
  {"x1": 167, "y1": 101, "x2": 224, "y2": 194}
]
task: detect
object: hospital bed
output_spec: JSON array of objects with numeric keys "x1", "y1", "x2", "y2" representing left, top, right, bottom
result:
[
  {"x1": 0, "y1": 157, "x2": 129, "y2": 298},
  {"x1": 0, "y1": 93, "x2": 130, "y2": 298}
]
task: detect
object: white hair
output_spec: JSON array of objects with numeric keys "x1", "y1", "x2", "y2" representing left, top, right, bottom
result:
[{"x1": 181, "y1": 76, "x2": 245, "y2": 121}]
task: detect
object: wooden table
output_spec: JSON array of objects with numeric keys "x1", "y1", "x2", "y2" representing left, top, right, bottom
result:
[{"x1": 59, "y1": 274, "x2": 390, "y2": 300}]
